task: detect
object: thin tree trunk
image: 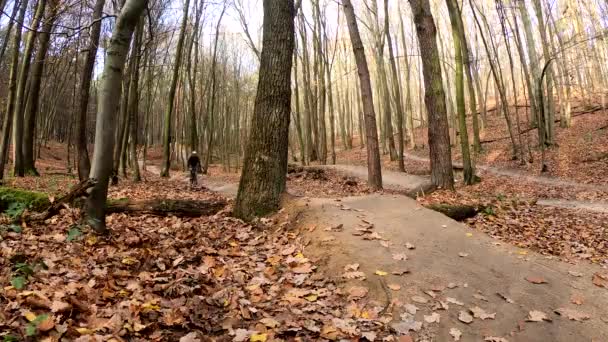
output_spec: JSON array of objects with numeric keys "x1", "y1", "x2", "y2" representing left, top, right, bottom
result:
[
  {"x1": 385, "y1": 0, "x2": 405, "y2": 171},
  {"x1": 13, "y1": 0, "x2": 46, "y2": 177},
  {"x1": 86, "y1": 0, "x2": 147, "y2": 234},
  {"x1": 128, "y1": 18, "x2": 143, "y2": 181},
  {"x1": 233, "y1": 0, "x2": 296, "y2": 220},
  {"x1": 76, "y1": 0, "x2": 105, "y2": 181},
  {"x1": 446, "y1": 0, "x2": 474, "y2": 184},
  {"x1": 23, "y1": 0, "x2": 59, "y2": 175},
  {"x1": 0, "y1": 0, "x2": 29, "y2": 181},
  {"x1": 343, "y1": 0, "x2": 382, "y2": 190},
  {"x1": 160, "y1": 0, "x2": 190, "y2": 177}
]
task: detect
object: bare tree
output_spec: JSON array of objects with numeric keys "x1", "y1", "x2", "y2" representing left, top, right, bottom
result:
[
  {"x1": 409, "y1": 0, "x2": 454, "y2": 189},
  {"x1": 85, "y1": 0, "x2": 148, "y2": 234},
  {"x1": 233, "y1": 0, "x2": 297, "y2": 220},
  {"x1": 342, "y1": 0, "x2": 382, "y2": 189}
]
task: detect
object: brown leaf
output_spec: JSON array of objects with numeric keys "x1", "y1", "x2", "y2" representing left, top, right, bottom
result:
[
  {"x1": 525, "y1": 276, "x2": 547, "y2": 284},
  {"x1": 592, "y1": 272, "x2": 608, "y2": 288},
  {"x1": 291, "y1": 263, "x2": 313, "y2": 274},
  {"x1": 570, "y1": 294, "x2": 584, "y2": 305},
  {"x1": 470, "y1": 306, "x2": 496, "y2": 320},
  {"x1": 527, "y1": 310, "x2": 551, "y2": 322},
  {"x1": 392, "y1": 253, "x2": 407, "y2": 261},
  {"x1": 388, "y1": 283, "x2": 401, "y2": 291},
  {"x1": 554, "y1": 308, "x2": 591, "y2": 321},
  {"x1": 347, "y1": 286, "x2": 369, "y2": 300},
  {"x1": 458, "y1": 311, "x2": 473, "y2": 324},
  {"x1": 38, "y1": 315, "x2": 55, "y2": 332},
  {"x1": 50, "y1": 300, "x2": 72, "y2": 313}
]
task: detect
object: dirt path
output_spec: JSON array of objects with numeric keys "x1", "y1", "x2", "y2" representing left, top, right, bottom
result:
[
  {"x1": 403, "y1": 151, "x2": 608, "y2": 192},
  {"x1": 195, "y1": 171, "x2": 608, "y2": 340},
  {"x1": 301, "y1": 194, "x2": 608, "y2": 341},
  {"x1": 333, "y1": 153, "x2": 608, "y2": 213},
  {"x1": 316, "y1": 164, "x2": 434, "y2": 196}
]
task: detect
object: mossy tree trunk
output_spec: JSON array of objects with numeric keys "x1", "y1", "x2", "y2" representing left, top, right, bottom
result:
[
  {"x1": 409, "y1": 0, "x2": 454, "y2": 189},
  {"x1": 446, "y1": 0, "x2": 474, "y2": 185}
]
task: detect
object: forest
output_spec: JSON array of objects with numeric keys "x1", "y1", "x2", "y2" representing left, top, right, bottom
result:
[{"x1": 0, "y1": 0, "x2": 607, "y2": 340}]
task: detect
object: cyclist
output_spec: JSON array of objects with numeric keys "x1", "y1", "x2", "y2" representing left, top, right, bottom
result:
[{"x1": 187, "y1": 151, "x2": 201, "y2": 188}]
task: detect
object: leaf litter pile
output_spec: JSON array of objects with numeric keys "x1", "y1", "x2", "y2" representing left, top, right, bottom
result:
[{"x1": 0, "y1": 173, "x2": 395, "y2": 341}]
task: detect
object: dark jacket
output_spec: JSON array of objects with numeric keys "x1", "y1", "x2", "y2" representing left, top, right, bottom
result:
[{"x1": 187, "y1": 154, "x2": 201, "y2": 169}]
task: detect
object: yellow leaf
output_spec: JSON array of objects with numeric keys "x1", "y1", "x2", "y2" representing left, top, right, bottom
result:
[
  {"x1": 518, "y1": 250, "x2": 528, "y2": 255},
  {"x1": 141, "y1": 302, "x2": 161, "y2": 312},
  {"x1": 76, "y1": 327, "x2": 94, "y2": 335},
  {"x1": 375, "y1": 270, "x2": 388, "y2": 276},
  {"x1": 250, "y1": 333, "x2": 267, "y2": 342},
  {"x1": 24, "y1": 311, "x2": 37, "y2": 322},
  {"x1": 466, "y1": 233, "x2": 473, "y2": 237},
  {"x1": 86, "y1": 235, "x2": 98, "y2": 246},
  {"x1": 304, "y1": 294, "x2": 318, "y2": 302},
  {"x1": 121, "y1": 257, "x2": 138, "y2": 265},
  {"x1": 360, "y1": 311, "x2": 370, "y2": 319},
  {"x1": 223, "y1": 299, "x2": 229, "y2": 307},
  {"x1": 229, "y1": 241, "x2": 238, "y2": 247},
  {"x1": 118, "y1": 290, "x2": 129, "y2": 297},
  {"x1": 295, "y1": 252, "x2": 305, "y2": 259}
]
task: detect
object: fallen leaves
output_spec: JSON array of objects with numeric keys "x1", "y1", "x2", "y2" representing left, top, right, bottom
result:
[
  {"x1": 527, "y1": 310, "x2": 551, "y2": 322},
  {"x1": 449, "y1": 327, "x2": 462, "y2": 341},
  {"x1": 388, "y1": 283, "x2": 401, "y2": 291},
  {"x1": 458, "y1": 311, "x2": 473, "y2": 324},
  {"x1": 374, "y1": 270, "x2": 388, "y2": 276},
  {"x1": 470, "y1": 306, "x2": 496, "y2": 320},
  {"x1": 348, "y1": 286, "x2": 369, "y2": 300},
  {"x1": 423, "y1": 312, "x2": 440, "y2": 323},
  {"x1": 592, "y1": 272, "x2": 608, "y2": 288},
  {"x1": 554, "y1": 308, "x2": 591, "y2": 321},
  {"x1": 392, "y1": 253, "x2": 407, "y2": 261},
  {"x1": 570, "y1": 294, "x2": 584, "y2": 305}
]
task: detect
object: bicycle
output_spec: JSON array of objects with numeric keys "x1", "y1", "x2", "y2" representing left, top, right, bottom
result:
[{"x1": 189, "y1": 166, "x2": 198, "y2": 189}]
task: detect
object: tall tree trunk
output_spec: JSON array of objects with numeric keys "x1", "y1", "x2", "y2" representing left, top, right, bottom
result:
[
  {"x1": 0, "y1": 0, "x2": 29, "y2": 181},
  {"x1": 0, "y1": 0, "x2": 19, "y2": 64},
  {"x1": 13, "y1": 0, "x2": 46, "y2": 177},
  {"x1": 186, "y1": 0, "x2": 204, "y2": 151},
  {"x1": 343, "y1": 0, "x2": 382, "y2": 190},
  {"x1": 233, "y1": 0, "x2": 296, "y2": 220},
  {"x1": 202, "y1": 3, "x2": 226, "y2": 174},
  {"x1": 532, "y1": 0, "x2": 555, "y2": 144},
  {"x1": 23, "y1": 0, "x2": 59, "y2": 175},
  {"x1": 446, "y1": 0, "x2": 474, "y2": 184},
  {"x1": 409, "y1": 0, "x2": 454, "y2": 189},
  {"x1": 128, "y1": 19, "x2": 143, "y2": 182},
  {"x1": 384, "y1": 0, "x2": 405, "y2": 171},
  {"x1": 160, "y1": 0, "x2": 190, "y2": 177},
  {"x1": 86, "y1": 0, "x2": 147, "y2": 234},
  {"x1": 77, "y1": 0, "x2": 106, "y2": 181}
]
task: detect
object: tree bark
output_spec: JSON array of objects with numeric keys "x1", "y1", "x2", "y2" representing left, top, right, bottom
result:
[
  {"x1": 446, "y1": 0, "x2": 474, "y2": 184},
  {"x1": 233, "y1": 0, "x2": 296, "y2": 220},
  {"x1": 23, "y1": 0, "x2": 59, "y2": 175},
  {"x1": 85, "y1": 0, "x2": 148, "y2": 234},
  {"x1": 0, "y1": 0, "x2": 29, "y2": 181},
  {"x1": 13, "y1": 0, "x2": 46, "y2": 177},
  {"x1": 76, "y1": 0, "x2": 106, "y2": 181},
  {"x1": 342, "y1": 0, "x2": 382, "y2": 190},
  {"x1": 128, "y1": 19, "x2": 143, "y2": 182},
  {"x1": 409, "y1": 0, "x2": 454, "y2": 189},
  {"x1": 160, "y1": 0, "x2": 190, "y2": 177}
]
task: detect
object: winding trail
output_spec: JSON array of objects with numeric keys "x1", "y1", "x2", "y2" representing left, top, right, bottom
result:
[{"x1": 196, "y1": 170, "x2": 608, "y2": 341}]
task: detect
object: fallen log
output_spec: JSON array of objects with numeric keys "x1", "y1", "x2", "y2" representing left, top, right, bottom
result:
[
  {"x1": 106, "y1": 199, "x2": 226, "y2": 217},
  {"x1": 24, "y1": 178, "x2": 97, "y2": 222},
  {"x1": 425, "y1": 203, "x2": 484, "y2": 221}
]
